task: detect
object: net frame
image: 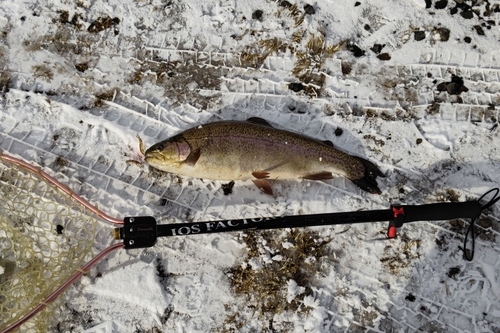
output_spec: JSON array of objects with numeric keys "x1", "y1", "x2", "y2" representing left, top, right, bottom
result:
[{"x1": 0, "y1": 152, "x2": 123, "y2": 333}]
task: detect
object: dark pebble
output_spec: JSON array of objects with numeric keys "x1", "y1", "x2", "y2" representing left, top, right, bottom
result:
[
  {"x1": 371, "y1": 43, "x2": 384, "y2": 54},
  {"x1": 334, "y1": 128, "x2": 343, "y2": 136},
  {"x1": 399, "y1": 188, "x2": 406, "y2": 193},
  {"x1": 435, "y1": 0, "x2": 448, "y2": 9},
  {"x1": 464, "y1": 36, "x2": 471, "y2": 43},
  {"x1": 348, "y1": 44, "x2": 365, "y2": 57},
  {"x1": 460, "y1": 10, "x2": 474, "y2": 19},
  {"x1": 355, "y1": 1, "x2": 361, "y2": 6},
  {"x1": 289, "y1": 82, "x2": 304, "y2": 92},
  {"x1": 474, "y1": 25, "x2": 485, "y2": 35},
  {"x1": 437, "y1": 27, "x2": 450, "y2": 41},
  {"x1": 427, "y1": 73, "x2": 433, "y2": 78},
  {"x1": 279, "y1": 0, "x2": 292, "y2": 8},
  {"x1": 447, "y1": 267, "x2": 461, "y2": 278},
  {"x1": 377, "y1": 53, "x2": 391, "y2": 61},
  {"x1": 252, "y1": 10, "x2": 263, "y2": 21},
  {"x1": 222, "y1": 181, "x2": 235, "y2": 195},
  {"x1": 425, "y1": 0, "x2": 432, "y2": 9},
  {"x1": 304, "y1": 4, "x2": 315, "y2": 15},
  {"x1": 414, "y1": 30, "x2": 426, "y2": 41}
]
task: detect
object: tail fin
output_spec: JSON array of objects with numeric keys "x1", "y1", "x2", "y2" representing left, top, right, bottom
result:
[{"x1": 350, "y1": 156, "x2": 385, "y2": 194}]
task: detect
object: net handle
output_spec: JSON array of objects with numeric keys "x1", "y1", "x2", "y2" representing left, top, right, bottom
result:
[
  {"x1": 0, "y1": 243, "x2": 124, "y2": 333},
  {"x1": 0, "y1": 151, "x2": 123, "y2": 225}
]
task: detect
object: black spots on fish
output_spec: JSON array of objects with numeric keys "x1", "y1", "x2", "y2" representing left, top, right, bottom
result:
[
  {"x1": 184, "y1": 148, "x2": 201, "y2": 166},
  {"x1": 56, "y1": 224, "x2": 64, "y2": 234},
  {"x1": 405, "y1": 293, "x2": 416, "y2": 302},
  {"x1": 252, "y1": 179, "x2": 273, "y2": 195},
  {"x1": 302, "y1": 172, "x2": 334, "y2": 180},
  {"x1": 222, "y1": 181, "x2": 235, "y2": 195},
  {"x1": 335, "y1": 128, "x2": 344, "y2": 137},
  {"x1": 416, "y1": 138, "x2": 423, "y2": 145},
  {"x1": 252, "y1": 171, "x2": 270, "y2": 179},
  {"x1": 354, "y1": 2, "x2": 361, "y2": 7}
]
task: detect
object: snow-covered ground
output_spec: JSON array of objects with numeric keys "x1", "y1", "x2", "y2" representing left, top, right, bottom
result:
[{"x1": 1, "y1": 0, "x2": 500, "y2": 332}]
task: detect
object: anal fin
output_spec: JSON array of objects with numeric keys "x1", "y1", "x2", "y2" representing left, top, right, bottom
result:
[
  {"x1": 252, "y1": 179, "x2": 273, "y2": 195},
  {"x1": 302, "y1": 171, "x2": 334, "y2": 180}
]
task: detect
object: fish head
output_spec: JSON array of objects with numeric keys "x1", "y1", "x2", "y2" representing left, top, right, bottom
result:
[{"x1": 144, "y1": 136, "x2": 191, "y2": 170}]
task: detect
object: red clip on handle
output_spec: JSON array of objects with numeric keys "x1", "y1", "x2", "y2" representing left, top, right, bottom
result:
[{"x1": 387, "y1": 226, "x2": 397, "y2": 238}]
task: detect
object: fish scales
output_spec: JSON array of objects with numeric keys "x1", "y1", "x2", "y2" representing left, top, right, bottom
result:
[
  {"x1": 143, "y1": 119, "x2": 384, "y2": 194},
  {"x1": 179, "y1": 122, "x2": 364, "y2": 180}
]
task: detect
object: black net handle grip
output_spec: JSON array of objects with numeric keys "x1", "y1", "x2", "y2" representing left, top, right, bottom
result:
[{"x1": 402, "y1": 201, "x2": 482, "y2": 223}]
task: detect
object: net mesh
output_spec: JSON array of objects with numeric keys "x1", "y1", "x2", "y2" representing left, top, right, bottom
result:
[{"x1": 0, "y1": 156, "x2": 97, "y2": 332}]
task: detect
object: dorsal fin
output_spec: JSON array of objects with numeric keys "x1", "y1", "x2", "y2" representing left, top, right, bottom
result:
[
  {"x1": 246, "y1": 117, "x2": 274, "y2": 127},
  {"x1": 322, "y1": 140, "x2": 334, "y2": 147}
]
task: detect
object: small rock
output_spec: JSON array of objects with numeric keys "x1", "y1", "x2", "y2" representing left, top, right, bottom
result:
[
  {"x1": 474, "y1": 25, "x2": 485, "y2": 35},
  {"x1": 377, "y1": 53, "x2": 391, "y2": 61},
  {"x1": 414, "y1": 30, "x2": 426, "y2": 41},
  {"x1": 252, "y1": 10, "x2": 263, "y2": 21},
  {"x1": 355, "y1": 1, "x2": 361, "y2": 6},
  {"x1": 437, "y1": 27, "x2": 450, "y2": 41},
  {"x1": 464, "y1": 36, "x2": 471, "y2": 43},
  {"x1": 348, "y1": 43, "x2": 365, "y2": 57},
  {"x1": 304, "y1": 4, "x2": 315, "y2": 15},
  {"x1": 460, "y1": 10, "x2": 474, "y2": 19},
  {"x1": 370, "y1": 43, "x2": 384, "y2": 54},
  {"x1": 289, "y1": 82, "x2": 304, "y2": 92},
  {"x1": 437, "y1": 75, "x2": 469, "y2": 95},
  {"x1": 279, "y1": 0, "x2": 292, "y2": 8},
  {"x1": 435, "y1": 0, "x2": 448, "y2": 9}
]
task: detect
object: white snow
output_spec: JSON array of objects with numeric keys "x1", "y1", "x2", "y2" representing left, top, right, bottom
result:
[{"x1": 1, "y1": 0, "x2": 499, "y2": 332}]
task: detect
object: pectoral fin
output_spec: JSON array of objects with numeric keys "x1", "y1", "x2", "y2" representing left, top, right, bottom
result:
[
  {"x1": 184, "y1": 148, "x2": 201, "y2": 166},
  {"x1": 302, "y1": 171, "x2": 334, "y2": 180},
  {"x1": 252, "y1": 179, "x2": 273, "y2": 195}
]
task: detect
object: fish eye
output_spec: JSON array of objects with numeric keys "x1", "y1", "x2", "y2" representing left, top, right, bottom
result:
[{"x1": 155, "y1": 146, "x2": 162, "y2": 152}]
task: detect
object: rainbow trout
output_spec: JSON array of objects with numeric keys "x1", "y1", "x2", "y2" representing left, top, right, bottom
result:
[{"x1": 142, "y1": 118, "x2": 384, "y2": 195}]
